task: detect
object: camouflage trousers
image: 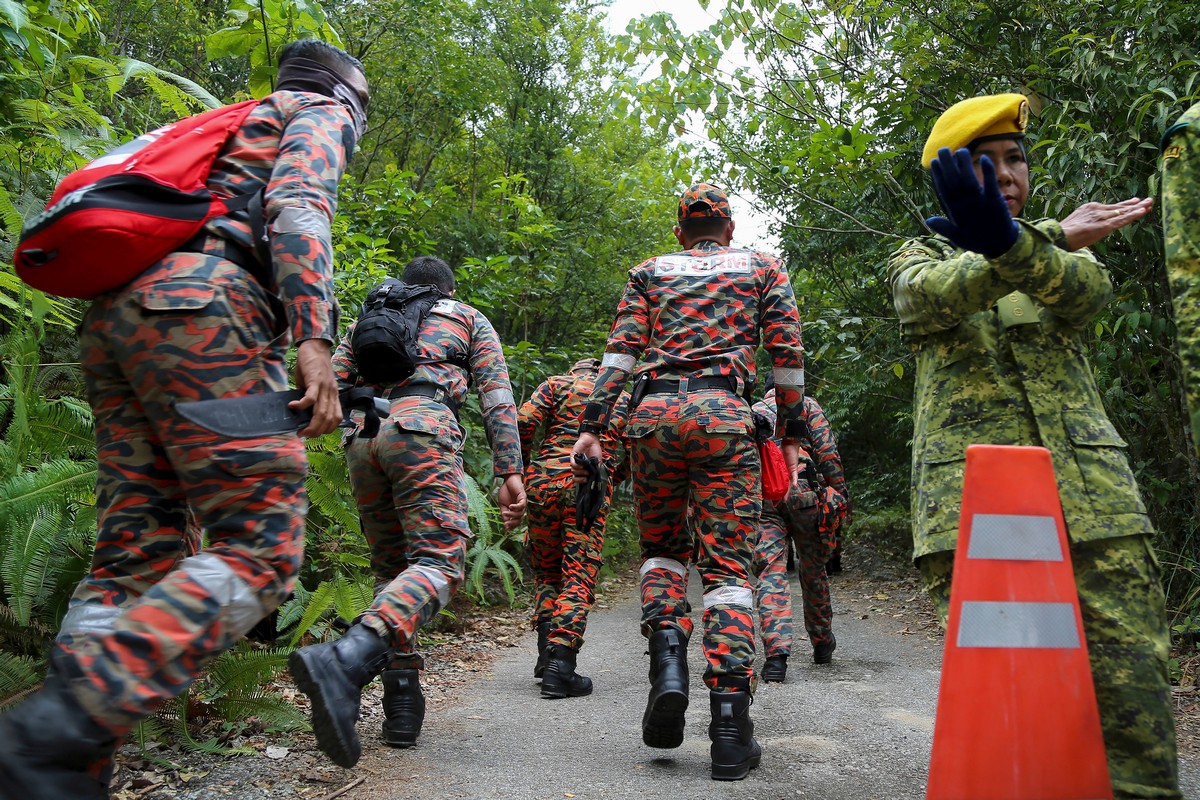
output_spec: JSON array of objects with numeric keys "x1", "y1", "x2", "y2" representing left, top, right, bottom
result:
[
  {"x1": 918, "y1": 534, "x2": 1180, "y2": 799},
  {"x1": 630, "y1": 408, "x2": 760, "y2": 691},
  {"x1": 754, "y1": 504, "x2": 834, "y2": 658},
  {"x1": 58, "y1": 255, "x2": 306, "y2": 736},
  {"x1": 347, "y1": 414, "x2": 469, "y2": 670},
  {"x1": 778, "y1": 501, "x2": 835, "y2": 651},
  {"x1": 526, "y1": 473, "x2": 608, "y2": 652}
]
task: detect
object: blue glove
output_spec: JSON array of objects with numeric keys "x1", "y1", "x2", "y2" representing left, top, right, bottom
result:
[{"x1": 925, "y1": 146, "x2": 1018, "y2": 258}]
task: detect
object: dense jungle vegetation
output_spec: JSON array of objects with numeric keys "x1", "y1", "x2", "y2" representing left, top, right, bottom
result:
[{"x1": 1, "y1": 0, "x2": 1197, "y2": 745}]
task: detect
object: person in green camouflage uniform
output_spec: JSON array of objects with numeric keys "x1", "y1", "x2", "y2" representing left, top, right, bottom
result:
[
  {"x1": 289, "y1": 256, "x2": 526, "y2": 768},
  {"x1": 889, "y1": 92, "x2": 1178, "y2": 799},
  {"x1": 1161, "y1": 103, "x2": 1200, "y2": 458}
]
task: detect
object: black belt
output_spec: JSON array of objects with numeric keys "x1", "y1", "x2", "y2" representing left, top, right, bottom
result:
[
  {"x1": 181, "y1": 233, "x2": 268, "y2": 284},
  {"x1": 389, "y1": 384, "x2": 461, "y2": 419},
  {"x1": 643, "y1": 375, "x2": 738, "y2": 395}
]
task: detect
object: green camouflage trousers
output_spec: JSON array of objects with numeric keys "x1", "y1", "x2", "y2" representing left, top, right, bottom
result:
[{"x1": 918, "y1": 534, "x2": 1180, "y2": 799}]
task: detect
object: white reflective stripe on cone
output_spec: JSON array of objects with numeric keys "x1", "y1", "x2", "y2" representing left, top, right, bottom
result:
[
  {"x1": 957, "y1": 601, "x2": 1081, "y2": 649},
  {"x1": 968, "y1": 514, "x2": 1063, "y2": 561}
]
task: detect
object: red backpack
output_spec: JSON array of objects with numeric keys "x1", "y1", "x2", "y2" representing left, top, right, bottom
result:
[{"x1": 14, "y1": 98, "x2": 262, "y2": 299}]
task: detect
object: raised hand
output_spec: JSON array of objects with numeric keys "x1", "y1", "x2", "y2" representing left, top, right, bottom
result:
[{"x1": 925, "y1": 147, "x2": 1019, "y2": 258}]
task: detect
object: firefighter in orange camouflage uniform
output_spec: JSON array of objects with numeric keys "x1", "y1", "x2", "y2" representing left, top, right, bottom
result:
[
  {"x1": 289, "y1": 255, "x2": 526, "y2": 768},
  {"x1": 751, "y1": 383, "x2": 848, "y2": 683},
  {"x1": 572, "y1": 183, "x2": 805, "y2": 781},
  {"x1": 519, "y1": 357, "x2": 628, "y2": 699},
  {"x1": 0, "y1": 40, "x2": 366, "y2": 799}
]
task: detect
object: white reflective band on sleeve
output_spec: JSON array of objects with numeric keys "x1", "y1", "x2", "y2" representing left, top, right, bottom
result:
[
  {"x1": 185, "y1": 552, "x2": 269, "y2": 636},
  {"x1": 408, "y1": 564, "x2": 452, "y2": 607},
  {"x1": 957, "y1": 601, "x2": 1080, "y2": 649},
  {"x1": 703, "y1": 585, "x2": 754, "y2": 610},
  {"x1": 59, "y1": 603, "x2": 122, "y2": 635},
  {"x1": 273, "y1": 206, "x2": 331, "y2": 238},
  {"x1": 968, "y1": 514, "x2": 1063, "y2": 561},
  {"x1": 640, "y1": 557, "x2": 686, "y2": 579},
  {"x1": 601, "y1": 353, "x2": 636, "y2": 372},
  {"x1": 772, "y1": 367, "x2": 805, "y2": 388},
  {"x1": 481, "y1": 387, "x2": 515, "y2": 411}
]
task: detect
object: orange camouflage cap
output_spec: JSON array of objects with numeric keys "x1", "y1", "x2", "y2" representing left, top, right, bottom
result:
[
  {"x1": 571, "y1": 357, "x2": 601, "y2": 372},
  {"x1": 678, "y1": 183, "x2": 731, "y2": 222},
  {"x1": 922, "y1": 93, "x2": 1030, "y2": 168}
]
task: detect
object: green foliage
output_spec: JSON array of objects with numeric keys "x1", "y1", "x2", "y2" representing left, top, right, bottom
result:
[
  {"x1": 619, "y1": 0, "x2": 1200, "y2": 621},
  {"x1": 207, "y1": 0, "x2": 343, "y2": 98}
]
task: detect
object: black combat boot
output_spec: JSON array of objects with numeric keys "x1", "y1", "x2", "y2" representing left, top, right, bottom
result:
[
  {"x1": 0, "y1": 670, "x2": 116, "y2": 800},
  {"x1": 289, "y1": 623, "x2": 390, "y2": 767},
  {"x1": 533, "y1": 621, "x2": 552, "y2": 681},
  {"x1": 380, "y1": 668, "x2": 425, "y2": 748},
  {"x1": 708, "y1": 690, "x2": 762, "y2": 781},
  {"x1": 540, "y1": 644, "x2": 593, "y2": 699},
  {"x1": 813, "y1": 632, "x2": 836, "y2": 665},
  {"x1": 641, "y1": 628, "x2": 689, "y2": 748},
  {"x1": 761, "y1": 654, "x2": 788, "y2": 683}
]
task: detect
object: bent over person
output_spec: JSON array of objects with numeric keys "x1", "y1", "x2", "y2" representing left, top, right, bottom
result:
[
  {"x1": 518, "y1": 358, "x2": 628, "y2": 699},
  {"x1": 888, "y1": 93, "x2": 1179, "y2": 798},
  {"x1": 0, "y1": 39, "x2": 366, "y2": 798},
  {"x1": 572, "y1": 183, "x2": 805, "y2": 781},
  {"x1": 289, "y1": 256, "x2": 526, "y2": 766},
  {"x1": 751, "y1": 386, "x2": 848, "y2": 682}
]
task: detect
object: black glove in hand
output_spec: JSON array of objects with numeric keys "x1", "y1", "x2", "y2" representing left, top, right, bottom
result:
[{"x1": 926, "y1": 147, "x2": 1019, "y2": 258}]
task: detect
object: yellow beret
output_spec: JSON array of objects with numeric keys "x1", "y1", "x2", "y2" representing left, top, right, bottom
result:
[{"x1": 922, "y1": 93, "x2": 1030, "y2": 168}]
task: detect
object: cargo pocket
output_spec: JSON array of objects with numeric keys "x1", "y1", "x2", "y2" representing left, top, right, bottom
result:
[
  {"x1": 1063, "y1": 409, "x2": 1147, "y2": 517},
  {"x1": 915, "y1": 415, "x2": 1020, "y2": 540},
  {"x1": 695, "y1": 406, "x2": 753, "y2": 436}
]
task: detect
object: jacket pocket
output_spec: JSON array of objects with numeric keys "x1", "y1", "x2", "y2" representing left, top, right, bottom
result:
[{"x1": 1062, "y1": 408, "x2": 1147, "y2": 517}]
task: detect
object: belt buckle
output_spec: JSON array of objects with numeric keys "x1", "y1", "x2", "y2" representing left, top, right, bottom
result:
[{"x1": 678, "y1": 376, "x2": 690, "y2": 394}]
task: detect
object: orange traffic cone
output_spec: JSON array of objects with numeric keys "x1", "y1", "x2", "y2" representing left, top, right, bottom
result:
[{"x1": 926, "y1": 445, "x2": 1111, "y2": 800}]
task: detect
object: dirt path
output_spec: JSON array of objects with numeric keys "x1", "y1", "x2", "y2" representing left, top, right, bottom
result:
[{"x1": 119, "y1": 548, "x2": 1200, "y2": 799}]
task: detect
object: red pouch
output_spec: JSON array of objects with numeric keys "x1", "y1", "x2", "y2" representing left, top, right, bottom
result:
[{"x1": 759, "y1": 438, "x2": 790, "y2": 503}]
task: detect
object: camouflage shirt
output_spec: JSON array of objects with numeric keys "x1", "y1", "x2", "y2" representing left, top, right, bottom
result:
[
  {"x1": 752, "y1": 389, "x2": 848, "y2": 508},
  {"x1": 519, "y1": 360, "x2": 629, "y2": 487},
  {"x1": 888, "y1": 221, "x2": 1153, "y2": 558},
  {"x1": 333, "y1": 297, "x2": 523, "y2": 477},
  {"x1": 201, "y1": 90, "x2": 355, "y2": 345},
  {"x1": 584, "y1": 240, "x2": 806, "y2": 435},
  {"x1": 1161, "y1": 102, "x2": 1200, "y2": 457}
]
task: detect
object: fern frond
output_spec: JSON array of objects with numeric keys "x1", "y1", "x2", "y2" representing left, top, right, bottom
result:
[
  {"x1": 332, "y1": 574, "x2": 374, "y2": 622},
  {"x1": 463, "y1": 473, "x2": 494, "y2": 540},
  {"x1": 0, "y1": 650, "x2": 42, "y2": 707},
  {"x1": 0, "y1": 503, "x2": 66, "y2": 624},
  {"x1": 201, "y1": 645, "x2": 289, "y2": 701},
  {"x1": 0, "y1": 458, "x2": 96, "y2": 515},
  {"x1": 286, "y1": 579, "x2": 338, "y2": 646}
]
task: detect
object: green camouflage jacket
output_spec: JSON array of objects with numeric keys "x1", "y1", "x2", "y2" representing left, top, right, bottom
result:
[
  {"x1": 1162, "y1": 101, "x2": 1200, "y2": 456},
  {"x1": 888, "y1": 220, "x2": 1153, "y2": 558}
]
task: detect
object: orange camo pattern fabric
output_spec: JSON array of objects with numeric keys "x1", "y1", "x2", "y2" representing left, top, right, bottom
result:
[
  {"x1": 334, "y1": 295, "x2": 521, "y2": 655},
  {"x1": 519, "y1": 361, "x2": 628, "y2": 651},
  {"x1": 203, "y1": 90, "x2": 356, "y2": 345},
  {"x1": 588, "y1": 241, "x2": 805, "y2": 432},
  {"x1": 59, "y1": 256, "x2": 309, "y2": 734},
  {"x1": 334, "y1": 297, "x2": 522, "y2": 476}
]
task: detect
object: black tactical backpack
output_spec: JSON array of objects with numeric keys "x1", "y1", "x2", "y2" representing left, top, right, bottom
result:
[{"x1": 350, "y1": 279, "x2": 447, "y2": 385}]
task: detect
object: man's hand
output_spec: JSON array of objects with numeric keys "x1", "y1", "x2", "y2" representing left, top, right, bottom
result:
[
  {"x1": 498, "y1": 474, "x2": 527, "y2": 531},
  {"x1": 1060, "y1": 196, "x2": 1153, "y2": 252},
  {"x1": 926, "y1": 147, "x2": 1019, "y2": 258},
  {"x1": 780, "y1": 439, "x2": 803, "y2": 490},
  {"x1": 572, "y1": 433, "x2": 603, "y2": 486},
  {"x1": 290, "y1": 339, "x2": 342, "y2": 438}
]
